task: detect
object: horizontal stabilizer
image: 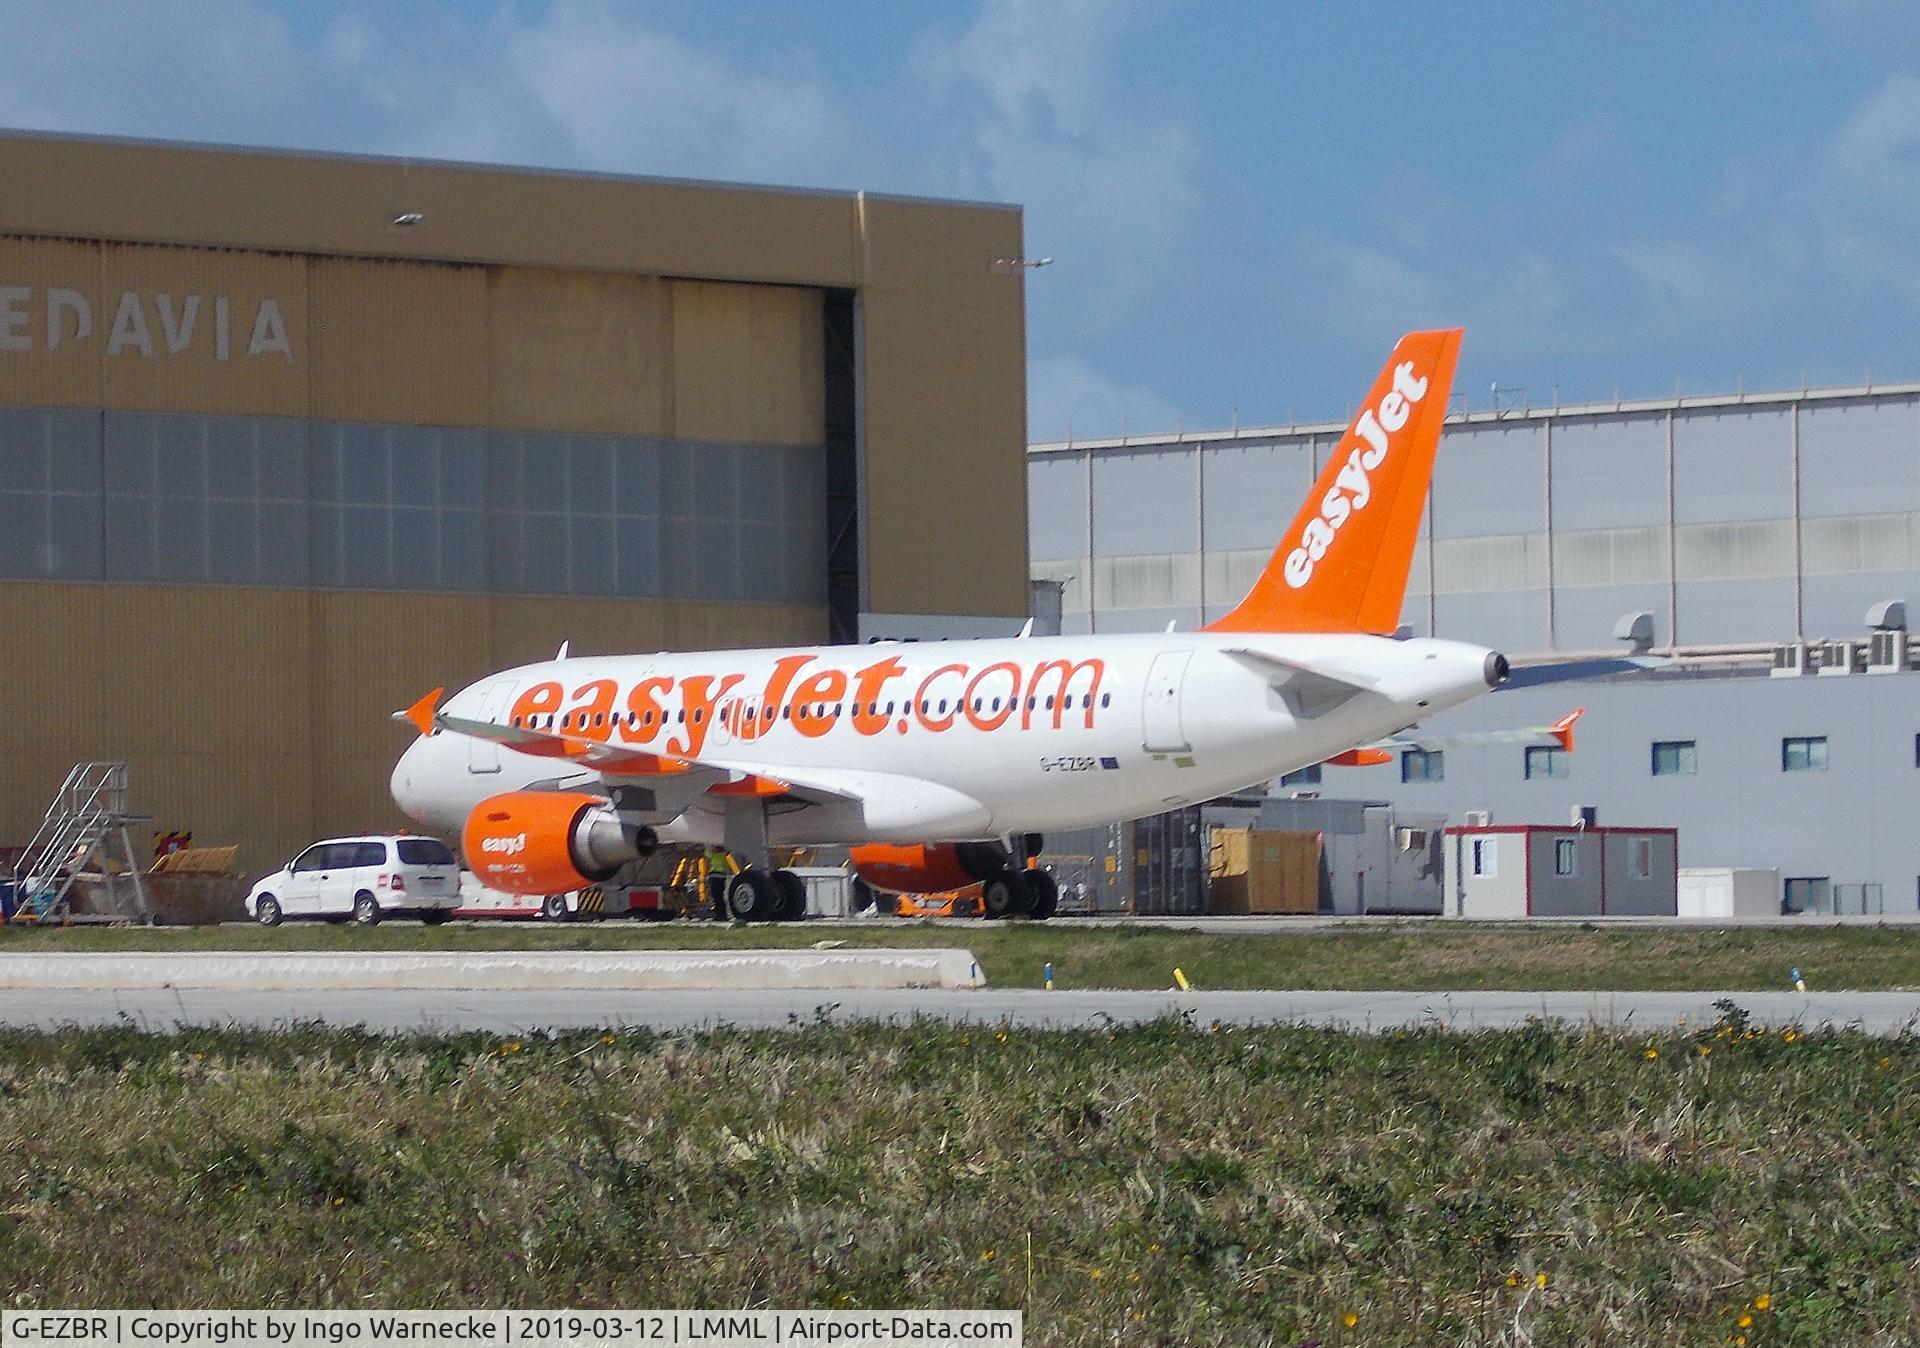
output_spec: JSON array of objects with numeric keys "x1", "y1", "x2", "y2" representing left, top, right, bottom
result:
[{"x1": 1500, "y1": 656, "x2": 1665, "y2": 689}]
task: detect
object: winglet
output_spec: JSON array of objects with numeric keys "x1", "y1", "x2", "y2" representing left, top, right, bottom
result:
[
  {"x1": 1551, "y1": 707, "x2": 1585, "y2": 753},
  {"x1": 395, "y1": 686, "x2": 443, "y2": 737},
  {"x1": 1204, "y1": 328, "x2": 1463, "y2": 635},
  {"x1": 1325, "y1": 748, "x2": 1395, "y2": 767}
]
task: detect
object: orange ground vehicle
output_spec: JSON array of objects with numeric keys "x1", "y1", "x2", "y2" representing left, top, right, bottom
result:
[{"x1": 891, "y1": 884, "x2": 984, "y2": 918}]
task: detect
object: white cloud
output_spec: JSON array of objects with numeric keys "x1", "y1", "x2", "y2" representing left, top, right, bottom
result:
[
  {"x1": 906, "y1": 0, "x2": 1206, "y2": 335},
  {"x1": 1028, "y1": 353, "x2": 1181, "y2": 443},
  {"x1": 504, "y1": 3, "x2": 861, "y2": 188}
]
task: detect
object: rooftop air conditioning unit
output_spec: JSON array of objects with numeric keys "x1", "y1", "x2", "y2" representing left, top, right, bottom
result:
[
  {"x1": 1817, "y1": 639, "x2": 1865, "y2": 676},
  {"x1": 1868, "y1": 628, "x2": 1909, "y2": 674},
  {"x1": 1461, "y1": 810, "x2": 1492, "y2": 827},
  {"x1": 1770, "y1": 642, "x2": 1813, "y2": 678}
]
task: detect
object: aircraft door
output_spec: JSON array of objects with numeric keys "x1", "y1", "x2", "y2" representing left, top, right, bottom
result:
[
  {"x1": 468, "y1": 679, "x2": 518, "y2": 774},
  {"x1": 1141, "y1": 650, "x2": 1194, "y2": 753}
]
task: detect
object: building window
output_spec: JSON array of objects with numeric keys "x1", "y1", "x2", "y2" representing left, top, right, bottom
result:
[
  {"x1": 1279, "y1": 764, "x2": 1322, "y2": 787},
  {"x1": 1651, "y1": 740, "x2": 1696, "y2": 776},
  {"x1": 1401, "y1": 749, "x2": 1444, "y2": 783},
  {"x1": 1525, "y1": 746, "x2": 1569, "y2": 780},
  {"x1": 1783, "y1": 876, "x2": 1830, "y2": 914},
  {"x1": 1470, "y1": 836, "x2": 1497, "y2": 877},
  {"x1": 1781, "y1": 736, "x2": 1828, "y2": 772},
  {"x1": 1554, "y1": 838, "x2": 1577, "y2": 877},
  {"x1": 1633, "y1": 837, "x2": 1653, "y2": 879}
]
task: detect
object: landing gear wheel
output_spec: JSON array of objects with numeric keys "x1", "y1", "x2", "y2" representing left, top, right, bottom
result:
[
  {"x1": 1025, "y1": 870, "x2": 1058, "y2": 921},
  {"x1": 352, "y1": 892, "x2": 383, "y2": 927},
  {"x1": 773, "y1": 869, "x2": 807, "y2": 920},
  {"x1": 255, "y1": 895, "x2": 282, "y2": 927},
  {"x1": 541, "y1": 893, "x2": 571, "y2": 922},
  {"x1": 981, "y1": 869, "x2": 1032, "y2": 920},
  {"x1": 725, "y1": 868, "x2": 780, "y2": 922}
]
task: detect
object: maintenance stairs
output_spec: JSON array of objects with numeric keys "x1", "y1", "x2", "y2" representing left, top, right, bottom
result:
[{"x1": 5, "y1": 762, "x2": 153, "y2": 924}]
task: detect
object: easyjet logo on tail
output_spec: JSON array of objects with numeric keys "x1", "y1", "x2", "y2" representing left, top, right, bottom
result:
[{"x1": 1283, "y1": 360, "x2": 1429, "y2": 590}]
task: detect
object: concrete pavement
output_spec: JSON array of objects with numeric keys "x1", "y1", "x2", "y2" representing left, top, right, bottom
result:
[{"x1": 1, "y1": 986, "x2": 1916, "y2": 1035}]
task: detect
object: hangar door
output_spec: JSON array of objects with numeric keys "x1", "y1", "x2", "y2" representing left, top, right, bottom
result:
[{"x1": 1141, "y1": 650, "x2": 1193, "y2": 753}]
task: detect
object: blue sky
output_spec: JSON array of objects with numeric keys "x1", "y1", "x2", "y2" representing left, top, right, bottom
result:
[{"x1": 7, "y1": 1, "x2": 1919, "y2": 440}]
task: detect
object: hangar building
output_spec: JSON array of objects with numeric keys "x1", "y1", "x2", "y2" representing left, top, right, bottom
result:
[
  {"x1": 0, "y1": 130, "x2": 1028, "y2": 877},
  {"x1": 1030, "y1": 381, "x2": 1920, "y2": 911}
]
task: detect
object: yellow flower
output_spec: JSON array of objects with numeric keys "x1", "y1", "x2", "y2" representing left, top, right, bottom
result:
[
  {"x1": 599, "y1": 1033, "x2": 615, "y2": 1045},
  {"x1": 1698, "y1": 1045, "x2": 1712, "y2": 1056},
  {"x1": 1645, "y1": 1048, "x2": 1659, "y2": 1060},
  {"x1": 1088, "y1": 1268, "x2": 1105, "y2": 1281},
  {"x1": 1505, "y1": 1274, "x2": 1518, "y2": 1287},
  {"x1": 980, "y1": 1249, "x2": 995, "y2": 1262},
  {"x1": 1735, "y1": 1338, "x2": 1746, "y2": 1347},
  {"x1": 1148, "y1": 1243, "x2": 1162, "y2": 1254},
  {"x1": 1535, "y1": 1272, "x2": 1548, "y2": 1289},
  {"x1": 1879, "y1": 1057, "x2": 1892, "y2": 1069},
  {"x1": 1738, "y1": 1313, "x2": 1753, "y2": 1328},
  {"x1": 996, "y1": 1032, "x2": 1008, "y2": 1044},
  {"x1": 332, "y1": 1196, "x2": 345, "y2": 1207},
  {"x1": 1753, "y1": 1294, "x2": 1771, "y2": 1311},
  {"x1": 1342, "y1": 1312, "x2": 1358, "y2": 1328},
  {"x1": 1783, "y1": 1029, "x2": 1799, "y2": 1043}
]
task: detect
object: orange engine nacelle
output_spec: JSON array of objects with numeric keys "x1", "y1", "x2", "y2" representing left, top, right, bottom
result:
[
  {"x1": 462, "y1": 791, "x2": 649, "y2": 897},
  {"x1": 850, "y1": 842, "x2": 1010, "y2": 895}
]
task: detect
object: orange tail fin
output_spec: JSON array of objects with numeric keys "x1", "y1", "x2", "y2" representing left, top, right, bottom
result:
[{"x1": 1204, "y1": 328, "x2": 1463, "y2": 634}]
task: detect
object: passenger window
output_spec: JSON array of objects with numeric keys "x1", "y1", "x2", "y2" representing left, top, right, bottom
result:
[
  {"x1": 292, "y1": 846, "x2": 326, "y2": 873},
  {"x1": 356, "y1": 842, "x2": 388, "y2": 868},
  {"x1": 885, "y1": 702, "x2": 895, "y2": 715},
  {"x1": 1101, "y1": 693, "x2": 1111, "y2": 708}
]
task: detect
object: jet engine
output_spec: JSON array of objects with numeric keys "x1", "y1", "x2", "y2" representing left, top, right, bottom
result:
[
  {"x1": 848, "y1": 841, "x2": 1011, "y2": 895},
  {"x1": 462, "y1": 791, "x2": 654, "y2": 896}
]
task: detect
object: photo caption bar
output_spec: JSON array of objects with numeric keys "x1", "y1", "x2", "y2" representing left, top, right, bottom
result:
[{"x1": 2, "y1": 1312, "x2": 1021, "y2": 1348}]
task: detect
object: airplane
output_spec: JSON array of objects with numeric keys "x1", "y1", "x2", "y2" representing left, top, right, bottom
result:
[{"x1": 389, "y1": 328, "x2": 1599, "y2": 921}]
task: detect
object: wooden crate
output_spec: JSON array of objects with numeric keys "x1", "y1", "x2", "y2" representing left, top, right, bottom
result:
[{"x1": 1245, "y1": 829, "x2": 1321, "y2": 914}]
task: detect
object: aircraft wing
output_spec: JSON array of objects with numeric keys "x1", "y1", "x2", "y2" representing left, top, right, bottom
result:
[
  {"x1": 1323, "y1": 708, "x2": 1583, "y2": 766},
  {"x1": 402, "y1": 695, "x2": 860, "y2": 806}
]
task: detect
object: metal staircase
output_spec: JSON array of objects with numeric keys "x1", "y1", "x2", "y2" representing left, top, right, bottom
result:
[{"x1": 6, "y1": 762, "x2": 152, "y2": 924}]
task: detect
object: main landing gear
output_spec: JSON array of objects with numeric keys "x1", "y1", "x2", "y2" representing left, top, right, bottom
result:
[
  {"x1": 980, "y1": 832, "x2": 1058, "y2": 921},
  {"x1": 724, "y1": 866, "x2": 808, "y2": 923}
]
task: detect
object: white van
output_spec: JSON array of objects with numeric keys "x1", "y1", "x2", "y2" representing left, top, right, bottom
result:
[{"x1": 247, "y1": 835, "x2": 462, "y2": 926}]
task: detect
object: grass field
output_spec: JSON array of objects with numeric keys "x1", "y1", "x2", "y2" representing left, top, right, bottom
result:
[
  {"x1": 0, "y1": 1013, "x2": 1912, "y2": 1344},
  {"x1": 3, "y1": 918, "x2": 1920, "y2": 992}
]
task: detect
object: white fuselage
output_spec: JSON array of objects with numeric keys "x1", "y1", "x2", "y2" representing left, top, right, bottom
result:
[{"x1": 391, "y1": 630, "x2": 1498, "y2": 847}]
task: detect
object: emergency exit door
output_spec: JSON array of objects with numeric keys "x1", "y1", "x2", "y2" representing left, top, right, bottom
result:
[
  {"x1": 1141, "y1": 650, "x2": 1193, "y2": 752},
  {"x1": 468, "y1": 679, "x2": 518, "y2": 773}
]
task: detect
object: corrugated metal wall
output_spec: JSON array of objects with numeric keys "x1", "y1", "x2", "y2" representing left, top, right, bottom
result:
[
  {"x1": 0, "y1": 233, "x2": 844, "y2": 878},
  {"x1": 1033, "y1": 391, "x2": 1920, "y2": 651}
]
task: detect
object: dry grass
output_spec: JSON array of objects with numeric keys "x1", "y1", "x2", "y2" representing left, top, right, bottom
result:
[
  {"x1": 0, "y1": 1010, "x2": 1915, "y2": 1344},
  {"x1": 4, "y1": 919, "x2": 1920, "y2": 992}
]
